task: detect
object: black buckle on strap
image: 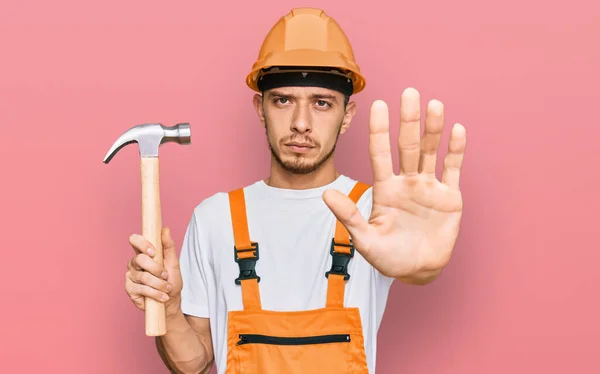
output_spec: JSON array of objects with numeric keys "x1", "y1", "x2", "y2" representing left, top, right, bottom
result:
[
  {"x1": 234, "y1": 242, "x2": 260, "y2": 285},
  {"x1": 325, "y1": 238, "x2": 355, "y2": 281}
]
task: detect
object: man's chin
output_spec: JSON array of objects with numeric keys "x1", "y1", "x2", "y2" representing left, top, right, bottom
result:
[
  {"x1": 280, "y1": 159, "x2": 319, "y2": 174},
  {"x1": 270, "y1": 144, "x2": 332, "y2": 175}
]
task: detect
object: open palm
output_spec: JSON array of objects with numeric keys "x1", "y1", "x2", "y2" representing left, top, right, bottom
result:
[{"x1": 323, "y1": 87, "x2": 467, "y2": 281}]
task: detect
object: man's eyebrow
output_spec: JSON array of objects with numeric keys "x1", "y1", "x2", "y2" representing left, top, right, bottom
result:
[
  {"x1": 266, "y1": 89, "x2": 290, "y2": 98},
  {"x1": 310, "y1": 93, "x2": 338, "y2": 101},
  {"x1": 266, "y1": 90, "x2": 339, "y2": 102}
]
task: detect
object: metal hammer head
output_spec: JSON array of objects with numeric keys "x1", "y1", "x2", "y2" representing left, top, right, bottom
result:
[{"x1": 103, "y1": 123, "x2": 191, "y2": 164}]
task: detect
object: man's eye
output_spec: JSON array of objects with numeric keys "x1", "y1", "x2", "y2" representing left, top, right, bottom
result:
[
  {"x1": 276, "y1": 98, "x2": 288, "y2": 104},
  {"x1": 316, "y1": 100, "x2": 330, "y2": 107}
]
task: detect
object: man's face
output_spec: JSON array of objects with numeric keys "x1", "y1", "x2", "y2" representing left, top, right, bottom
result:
[{"x1": 253, "y1": 85, "x2": 356, "y2": 175}]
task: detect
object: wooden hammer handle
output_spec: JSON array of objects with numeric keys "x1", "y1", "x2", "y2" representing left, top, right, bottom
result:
[{"x1": 141, "y1": 156, "x2": 166, "y2": 336}]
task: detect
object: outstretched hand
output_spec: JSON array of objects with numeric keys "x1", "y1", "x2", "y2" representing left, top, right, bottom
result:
[{"x1": 323, "y1": 87, "x2": 467, "y2": 283}]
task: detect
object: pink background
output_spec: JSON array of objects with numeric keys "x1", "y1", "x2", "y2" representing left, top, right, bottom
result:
[{"x1": 1, "y1": 0, "x2": 599, "y2": 372}]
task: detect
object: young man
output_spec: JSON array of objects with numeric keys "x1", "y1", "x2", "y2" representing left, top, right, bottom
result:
[{"x1": 125, "y1": 7, "x2": 466, "y2": 374}]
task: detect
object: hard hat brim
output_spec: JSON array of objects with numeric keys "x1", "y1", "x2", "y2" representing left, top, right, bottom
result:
[{"x1": 246, "y1": 49, "x2": 366, "y2": 95}]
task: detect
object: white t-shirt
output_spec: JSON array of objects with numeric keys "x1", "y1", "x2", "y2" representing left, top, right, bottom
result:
[{"x1": 179, "y1": 174, "x2": 395, "y2": 374}]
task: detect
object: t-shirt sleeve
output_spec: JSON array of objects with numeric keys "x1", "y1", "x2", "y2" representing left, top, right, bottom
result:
[{"x1": 179, "y1": 210, "x2": 210, "y2": 318}]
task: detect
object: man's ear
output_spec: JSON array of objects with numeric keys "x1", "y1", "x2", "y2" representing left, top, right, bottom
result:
[
  {"x1": 339, "y1": 100, "x2": 356, "y2": 135},
  {"x1": 253, "y1": 93, "x2": 265, "y2": 127}
]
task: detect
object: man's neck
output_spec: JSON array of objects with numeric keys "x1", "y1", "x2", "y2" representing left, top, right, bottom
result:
[{"x1": 264, "y1": 159, "x2": 340, "y2": 190}]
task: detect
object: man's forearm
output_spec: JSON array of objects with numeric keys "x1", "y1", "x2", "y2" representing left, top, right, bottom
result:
[
  {"x1": 155, "y1": 302, "x2": 212, "y2": 374},
  {"x1": 396, "y1": 268, "x2": 443, "y2": 285}
]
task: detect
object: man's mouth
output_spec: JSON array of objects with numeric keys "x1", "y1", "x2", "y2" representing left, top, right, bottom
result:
[{"x1": 285, "y1": 142, "x2": 314, "y2": 152}]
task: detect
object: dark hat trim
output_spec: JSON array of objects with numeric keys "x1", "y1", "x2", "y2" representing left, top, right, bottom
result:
[{"x1": 257, "y1": 67, "x2": 353, "y2": 96}]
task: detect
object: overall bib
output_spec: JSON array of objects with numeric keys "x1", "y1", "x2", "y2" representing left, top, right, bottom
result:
[{"x1": 225, "y1": 181, "x2": 371, "y2": 374}]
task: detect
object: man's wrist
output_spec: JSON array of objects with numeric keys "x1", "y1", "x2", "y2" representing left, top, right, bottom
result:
[{"x1": 165, "y1": 296, "x2": 183, "y2": 320}]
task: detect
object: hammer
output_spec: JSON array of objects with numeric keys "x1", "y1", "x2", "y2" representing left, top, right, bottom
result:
[{"x1": 103, "y1": 122, "x2": 191, "y2": 336}]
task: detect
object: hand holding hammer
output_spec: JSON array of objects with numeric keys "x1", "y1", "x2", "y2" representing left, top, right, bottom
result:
[{"x1": 104, "y1": 123, "x2": 191, "y2": 336}]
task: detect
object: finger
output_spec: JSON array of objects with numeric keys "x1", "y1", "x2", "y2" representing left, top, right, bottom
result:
[
  {"x1": 161, "y1": 227, "x2": 179, "y2": 268},
  {"x1": 129, "y1": 233, "x2": 157, "y2": 258},
  {"x1": 128, "y1": 256, "x2": 142, "y2": 271},
  {"x1": 127, "y1": 268, "x2": 172, "y2": 294},
  {"x1": 125, "y1": 280, "x2": 146, "y2": 310},
  {"x1": 398, "y1": 87, "x2": 422, "y2": 176},
  {"x1": 126, "y1": 277, "x2": 170, "y2": 303},
  {"x1": 322, "y1": 189, "x2": 370, "y2": 249},
  {"x1": 368, "y1": 100, "x2": 394, "y2": 182},
  {"x1": 132, "y1": 253, "x2": 168, "y2": 280},
  {"x1": 441, "y1": 123, "x2": 467, "y2": 188},
  {"x1": 419, "y1": 99, "x2": 444, "y2": 175}
]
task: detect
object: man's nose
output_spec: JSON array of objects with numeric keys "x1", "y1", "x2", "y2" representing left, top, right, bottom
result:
[{"x1": 291, "y1": 104, "x2": 312, "y2": 133}]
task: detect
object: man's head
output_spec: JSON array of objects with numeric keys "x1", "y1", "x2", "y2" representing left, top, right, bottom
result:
[
  {"x1": 245, "y1": 8, "x2": 365, "y2": 176},
  {"x1": 252, "y1": 68, "x2": 357, "y2": 174}
]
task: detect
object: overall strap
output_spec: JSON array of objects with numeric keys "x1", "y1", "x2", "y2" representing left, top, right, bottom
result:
[
  {"x1": 228, "y1": 188, "x2": 262, "y2": 311},
  {"x1": 326, "y1": 181, "x2": 371, "y2": 308}
]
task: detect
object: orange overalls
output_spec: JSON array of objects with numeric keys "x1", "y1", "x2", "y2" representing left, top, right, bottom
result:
[{"x1": 224, "y1": 181, "x2": 371, "y2": 373}]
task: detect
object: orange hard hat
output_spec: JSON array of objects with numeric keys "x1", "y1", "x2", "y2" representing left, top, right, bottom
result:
[{"x1": 246, "y1": 8, "x2": 366, "y2": 95}]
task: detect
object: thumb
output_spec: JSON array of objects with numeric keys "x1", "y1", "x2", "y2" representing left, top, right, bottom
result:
[
  {"x1": 322, "y1": 189, "x2": 370, "y2": 247},
  {"x1": 161, "y1": 227, "x2": 179, "y2": 268}
]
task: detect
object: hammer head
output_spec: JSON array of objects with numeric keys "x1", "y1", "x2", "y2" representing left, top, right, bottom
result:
[{"x1": 103, "y1": 123, "x2": 191, "y2": 164}]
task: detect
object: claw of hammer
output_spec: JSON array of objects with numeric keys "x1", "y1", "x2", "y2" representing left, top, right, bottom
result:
[{"x1": 103, "y1": 123, "x2": 191, "y2": 164}]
